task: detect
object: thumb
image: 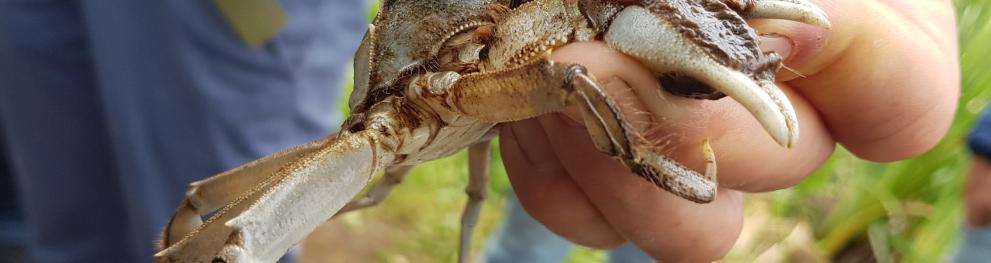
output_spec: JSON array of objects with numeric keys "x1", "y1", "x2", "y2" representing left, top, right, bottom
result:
[{"x1": 749, "y1": 0, "x2": 959, "y2": 161}]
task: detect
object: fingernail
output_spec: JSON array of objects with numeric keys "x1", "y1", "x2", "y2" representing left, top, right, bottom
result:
[{"x1": 759, "y1": 33, "x2": 795, "y2": 61}]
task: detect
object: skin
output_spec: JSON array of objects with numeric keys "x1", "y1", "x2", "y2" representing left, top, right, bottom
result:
[
  {"x1": 966, "y1": 157, "x2": 991, "y2": 227},
  {"x1": 501, "y1": 0, "x2": 960, "y2": 261}
]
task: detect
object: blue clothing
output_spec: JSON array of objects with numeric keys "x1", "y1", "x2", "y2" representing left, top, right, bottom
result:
[
  {"x1": 0, "y1": 1, "x2": 367, "y2": 262},
  {"x1": 969, "y1": 110, "x2": 991, "y2": 159},
  {"x1": 0, "y1": 120, "x2": 26, "y2": 262},
  {"x1": 484, "y1": 194, "x2": 654, "y2": 263},
  {"x1": 0, "y1": 121, "x2": 23, "y2": 248},
  {"x1": 954, "y1": 226, "x2": 991, "y2": 263}
]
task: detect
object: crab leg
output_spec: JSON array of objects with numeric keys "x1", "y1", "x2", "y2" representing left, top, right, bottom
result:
[
  {"x1": 458, "y1": 140, "x2": 492, "y2": 263},
  {"x1": 336, "y1": 165, "x2": 414, "y2": 214},
  {"x1": 443, "y1": 59, "x2": 718, "y2": 202},
  {"x1": 442, "y1": 60, "x2": 572, "y2": 123},
  {"x1": 606, "y1": 5, "x2": 800, "y2": 148},
  {"x1": 571, "y1": 74, "x2": 717, "y2": 202},
  {"x1": 159, "y1": 139, "x2": 327, "y2": 249},
  {"x1": 155, "y1": 131, "x2": 393, "y2": 263}
]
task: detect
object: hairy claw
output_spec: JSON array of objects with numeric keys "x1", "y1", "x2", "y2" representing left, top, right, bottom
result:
[
  {"x1": 606, "y1": 5, "x2": 799, "y2": 147},
  {"x1": 701, "y1": 66, "x2": 798, "y2": 148}
]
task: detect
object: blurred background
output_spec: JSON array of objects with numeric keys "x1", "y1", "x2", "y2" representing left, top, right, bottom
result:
[
  {"x1": 1, "y1": 0, "x2": 989, "y2": 262},
  {"x1": 298, "y1": 0, "x2": 991, "y2": 262}
]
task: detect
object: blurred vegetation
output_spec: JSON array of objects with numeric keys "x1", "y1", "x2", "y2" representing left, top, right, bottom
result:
[
  {"x1": 774, "y1": 0, "x2": 990, "y2": 262},
  {"x1": 312, "y1": 0, "x2": 991, "y2": 262}
]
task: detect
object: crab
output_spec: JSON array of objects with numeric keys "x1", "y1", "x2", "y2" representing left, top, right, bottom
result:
[{"x1": 154, "y1": 0, "x2": 830, "y2": 262}]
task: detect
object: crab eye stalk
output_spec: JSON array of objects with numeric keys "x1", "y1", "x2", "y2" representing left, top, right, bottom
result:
[{"x1": 509, "y1": 0, "x2": 530, "y2": 9}]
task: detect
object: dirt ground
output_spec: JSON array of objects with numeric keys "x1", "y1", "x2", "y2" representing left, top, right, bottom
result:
[{"x1": 299, "y1": 218, "x2": 405, "y2": 263}]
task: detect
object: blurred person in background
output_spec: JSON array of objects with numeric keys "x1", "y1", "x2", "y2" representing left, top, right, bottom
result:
[
  {"x1": 0, "y1": 1, "x2": 367, "y2": 262},
  {"x1": 956, "y1": 112, "x2": 991, "y2": 262},
  {"x1": 484, "y1": 193, "x2": 652, "y2": 263},
  {"x1": 0, "y1": 129, "x2": 27, "y2": 261}
]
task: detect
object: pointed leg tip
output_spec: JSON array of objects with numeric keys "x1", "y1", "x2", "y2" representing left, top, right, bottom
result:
[
  {"x1": 770, "y1": 129, "x2": 791, "y2": 148},
  {"x1": 770, "y1": 127, "x2": 799, "y2": 149},
  {"x1": 771, "y1": 131, "x2": 798, "y2": 149},
  {"x1": 701, "y1": 138, "x2": 718, "y2": 180},
  {"x1": 787, "y1": 130, "x2": 799, "y2": 149}
]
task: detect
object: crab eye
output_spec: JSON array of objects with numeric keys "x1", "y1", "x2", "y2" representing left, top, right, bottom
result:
[
  {"x1": 478, "y1": 45, "x2": 491, "y2": 61},
  {"x1": 510, "y1": 0, "x2": 531, "y2": 8}
]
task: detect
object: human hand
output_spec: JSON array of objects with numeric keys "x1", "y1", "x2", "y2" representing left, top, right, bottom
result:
[{"x1": 499, "y1": 0, "x2": 960, "y2": 261}]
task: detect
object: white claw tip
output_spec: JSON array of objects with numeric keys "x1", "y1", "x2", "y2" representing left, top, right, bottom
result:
[
  {"x1": 769, "y1": 122, "x2": 793, "y2": 149},
  {"x1": 751, "y1": 1, "x2": 832, "y2": 29}
]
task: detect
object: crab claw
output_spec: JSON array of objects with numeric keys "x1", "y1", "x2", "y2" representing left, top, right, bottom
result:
[
  {"x1": 605, "y1": 5, "x2": 800, "y2": 148},
  {"x1": 690, "y1": 65, "x2": 799, "y2": 148},
  {"x1": 744, "y1": 0, "x2": 832, "y2": 29},
  {"x1": 761, "y1": 80, "x2": 800, "y2": 147}
]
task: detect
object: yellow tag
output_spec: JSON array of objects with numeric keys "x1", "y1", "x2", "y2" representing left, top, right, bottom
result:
[{"x1": 214, "y1": 0, "x2": 287, "y2": 48}]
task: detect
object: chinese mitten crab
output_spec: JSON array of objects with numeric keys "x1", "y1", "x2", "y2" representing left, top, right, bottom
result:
[{"x1": 155, "y1": 0, "x2": 830, "y2": 262}]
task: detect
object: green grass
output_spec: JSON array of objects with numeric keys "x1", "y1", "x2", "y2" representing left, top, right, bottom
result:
[
  {"x1": 757, "y1": 1, "x2": 991, "y2": 261},
  {"x1": 330, "y1": 0, "x2": 991, "y2": 261},
  {"x1": 774, "y1": 1, "x2": 991, "y2": 262}
]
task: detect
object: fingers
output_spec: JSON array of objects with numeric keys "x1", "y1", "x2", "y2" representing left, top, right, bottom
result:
[
  {"x1": 498, "y1": 1, "x2": 959, "y2": 259},
  {"x1": 537, "y1": 113, "x2": 745, "y2": 262},
  {"x1": 499, "y1": 119, "x2": 625, "y2": 248},
  {"x1": 550, "y1": 42, "x2": 835, "y2": 191},
  {"x1": 749, "y1": 0, "x2": 959, "y2": 161},
  {"x1": 499, "y1": 41, "x2": 835, "y2": 261}
]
